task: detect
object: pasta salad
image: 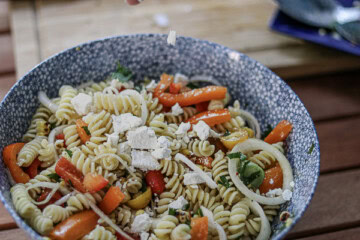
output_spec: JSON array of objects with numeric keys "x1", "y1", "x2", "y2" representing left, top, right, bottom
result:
[{"x1": 3, "y1": 64, "x2": 294, "y2": 240}]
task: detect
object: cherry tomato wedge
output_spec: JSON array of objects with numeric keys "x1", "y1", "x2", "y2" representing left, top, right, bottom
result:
[
  {"x1": 195, "y1": 101, "x2": 209, "y2": 112},
  {"x1": 76, "y1": 119, "x2": 91, "y2": 143},
  {"x1": 99, "y1": 186, "x2": 125, "y2": 214},
  {"x1": 26, "y1": 158, "x2": 41, "y2": 179},
  {"x1": 145, "y1": 170, "x2": 165, "y2": 195},
  {"x1": 37, "y1": 188, "x2": 63, "y2": 210},
  {"x1": 193, "y1": 156, "x2": 213, "y2": 169},
  {"x1": 259, "y1": 164, "x2": 283, "y2": 194},
  {"x1": 84, "y1": 173, "x2": 109, "y2": 193},
  {"x1": 169, "y1": 82, "x2": 182, "y2": 94},
  {"x1": 55, "y1": 157, "x2": 86, "y2": 193}
]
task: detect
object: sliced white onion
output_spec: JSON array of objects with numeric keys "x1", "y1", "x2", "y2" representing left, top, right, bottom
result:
[
  {"x1": 82, "y1": 192, "x2": 134, "y2": 240},
  {"x1": 190, "y1": 75, "x2": 222, "y2": 86},
  {"x1": 175, "y1": 154, "x2": 217, "y2": 189},
  {"x1": 200, "y1": 206, "x2": 226, "y2": 240},
  {"x1": 92, "y1": 153, "x2": 136, "y2": 178},
  {"x1": 228, "y1": 139, "x2": 293, "y2": 205},
  {"x1": 5, "y1": 169, "x2": 16, "y2": 186},
  {"x1": 120, "y1": 89, "x2": 148, "y2": 126},
  {"x1": 26, "y1": 182, "x2": 60, "y2": 205},
  {"x1": 245, "y1": 198, "x2": 271, "y2": 240},
  {"x1": 48, "y1": 125, "x2": 69, "y2": 160},
  {"x1": 38, "y1": 91, "x2": 58, "y2": 113},
  {"x1": 238, "y1": 109, "x2": 261, "y2": 139},
  {"x1": 54, "y1": 192, "x2": 75, "y2": 206}
]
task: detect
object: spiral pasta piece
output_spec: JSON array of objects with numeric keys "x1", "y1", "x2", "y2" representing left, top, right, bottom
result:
[
  {"x1": 160, "y1": 159, "x2": 185, "y2": 179},
  {"x1": 36, "y1": 119, "x2": 50, "y2": 137},
  {"x1": 43, "y1": 205, "x2": 72, "y2": 223},
  {"x1": 66, "y1": 147, "x2": 93, "y2": 175},
  {"x1": 38, "y1": 139, "x2": 56, "y2": 167},
  {"x1": 185, "y1": 185, "x2": 221, "y2": 212},
  {"x1": 63, "y1": 125, "x2": 81, "y2": 149},
  {"x1": 29, "y1": 213, "x2": 53, "y2": 235},
  {"x1": 66, "y1": 191, "x2": 103, "y2": 213},
  {"x1": 262, "y1": 204, "x2": 280, "y2": 222},
  {"x1": 149, "y1": 114, "x2": 168, "y2": 136},
  {"x1": 86, "y1": 110, "x2": 113, "y2": 145},
  {"x1": 116, "y1": 206, "x2": 135, "y2": 227},
  {"x1": 23, "y1": 104, "x2": 52, "y2": 142},
  {"x1": 165, "y1": 174, "x2": 186, "y2": 199},
  {"x1": 10, "y1": 184, "x2": 39, "y2": 219},
  {"x1": 94, "y1": 143, "x2": 119, "y2": 171},
  {"x1": 213, "y1": 116, "x2": 246, "y2": 134},
  {"x1": 142, "y1": 90, "x2": 163, "y2": 116},
  {"x1": 84, "y1": 225, "x2": 116, "y2": 240},
  {"x1": 55, "y1": 85, "x2": 78, "y2": 121},
  {"x1": 247, "y1": 142, "x2": 284, "y2": 169},
  {"x1": 125, "y1": 171, "x2": 143, "y2": 194},
  {"x1": 213, "y1": 205, "x2": 231, "y2": 237},
  {"x1": 165, "y1": 107, "x2": 197, "y2": 124},
  {"x1": 78, "y1": 80, "x2": 111, "y2": 95},
  {"x1": 17, "y1": 136, "x2": 46, "y2": 167},
  {"x1": 212, "y1": 151, "x2": 243, "y2": 205},
  {"x1": 244, "y1": 214, "x2": 261, "y2": 237},
  {"x1": 93, "y1": 92, "x2": 141, "y2": 116},
  {"x1": 171, "y1": 224, "x2": 191, "y2": 240},
  {"x1": 228, "y1": 200, "x2": 251, "y2": 239},
  {"x1": 156, "y1": 192, "x2": 176, "y2": 214},
  {"x1": 188, "y1": 139, "x2": 215, "y2": 157},
  {"x1": 154, "y1": 215, "x2": 179, "y2": 240}
]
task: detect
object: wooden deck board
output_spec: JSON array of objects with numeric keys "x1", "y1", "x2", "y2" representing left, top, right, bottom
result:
[
  {"x1": 0, "y1": 1, "x2": 10, "y2": 33},
  {"x1": 0, "y1": 74, "x2": 16, "y2": 101},
  {"x1": 295, "y1": 227, "x2": 360, "y2": 240},
  {"x1": 287, "y1": 169, "x2": 360, "y2": 238},
  {"x1": 0, "y1": 228, "x2": 29, "y2": 240},
  {"x1": 0, "y1": 35, "x2": 15, "y2": 74}
]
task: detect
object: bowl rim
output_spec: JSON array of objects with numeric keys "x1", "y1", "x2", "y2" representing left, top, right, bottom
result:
[{"x1": 0, "y1": 33, "x2": 320, "y2": 240}]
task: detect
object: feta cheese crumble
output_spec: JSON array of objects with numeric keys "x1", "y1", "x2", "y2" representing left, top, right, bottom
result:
[
  {"x1": 183, "y1": 171, "x2": 212, "y2": 185},
  {"x1": 140, "y1": 232, "x2": 149, "y2": 240},
  {"x1": 175, "y1": 122, "x2": 191, "y2": 135},
  {"x1": 112, "y1": 113, "x2": 142, "y2": 134},
  {"x1": 131, "y1": 150, "x2": 160, "y2": 171},
  {"x1": 151, "y1": 147, "x2": 171, "y2": 159},
  {"x1": 106, "y1": 133, "x2": 119, "y2": 147},
  {"x1": 290, "y1": 181, "x2": 295, "y2": 188},
  {"x1": 193, "y1": 120, "x2": 210, "y2": 140},
  {"x1": 157, "y1": 136, "x2": 171, "y2": 148},
  {"x1": 145, "y1": 80, "x2": 157, "y2": 92},
  {"x1": 131, "y1": 213, "x2": 151, "y2": 233},
  {"x1": 71, "y1": 93, "x2": 93, "y2": 116},
  {"x1": 111, "y1": 79, "x2": 134, "y2": 90},
  {"x1": 168, "y1": 196, "x2": 188, "y2": 209},
  {"x1": 117, "y1": 141, "x2": 131, "y2": 155},
  {"x1": 265, "y1": 188, "x2": 283, "y2": 198},
  {"x1": 127, "y1": 126, "x2": 158, "y2": 149},
  {"x1": 282, "y1": 189, "x2": 293, "y2": 201},
  {"x1": 171, "y1": 103, "x2": 184, "y2": 116},
  {"x1": 174, "y1": 73, "x2": 189, "y2": 85},
  {"x1": 269, "y1": 178, "x2": 274, "y2": 185},
  {"x1": 167, "y1": 30, "x2": 176, "y2": 46}
]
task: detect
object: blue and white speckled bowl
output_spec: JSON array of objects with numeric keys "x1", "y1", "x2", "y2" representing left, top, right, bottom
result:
[{"x1": 0, "y1": 34, "x2": 319, "y2": 240}]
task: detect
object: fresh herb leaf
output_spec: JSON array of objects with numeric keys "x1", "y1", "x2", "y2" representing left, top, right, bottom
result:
[
  {"x1": 134, "y1": 85, "x2": 143, "y2": 92},
  {"x1": 169, "y1": 208, "x2": 177, "y2": 216},
  {"x1": 308, "y1": 143, "x2": 315, "y2": 154},
  {"x1": 182, "y1": 203, "x2": 190, "y2": 211},
  {"x1": 82, "y1": 126, "x2": 91, "y2": 136},
  {"x1": 218, "y1": 175, "x2": 230, "y2": 189},
  {"x1": 140, "y1": 179, "x2": 147, "y2": 193},
  {"x1": 111, "y1": 63, "x2": 133, "y2": 82},
  {"x1": 49, "y1": 122, "x2": 57, "y2": 130},
  {"x1": 47, "y1": 173, "x2": 61, "y2": 182},
  {"x1": 196, "y1": 208, "x2": 204, "y2": 217},
  {"x1": 224, "y1": 130, "x2": 231, "y2": 137},
  {"x1": 244, "y1": 171, "x2": 261, "y2": 186},
  {"x1": 186, "y1": 82, "x2": 200, "y2": 89},
  {"x1": 68, "y1": 179, "x2": 74, "y2": 188},
  {"x1": 65, "y1": 149, "x2": 73, "y2": 158},
  {"x1": 227, "y1": 152, "x2": 247, "y2": 161},
  {"x1": 262, "y1": 124, "x2": 273, "y2": 139}
]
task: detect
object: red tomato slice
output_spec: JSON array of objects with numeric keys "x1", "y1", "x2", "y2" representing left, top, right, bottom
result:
[
  {"x1": 37, "y1": 188, "x2": 63, "y2": 209},
  {"x1": 145, "y1": 170, "x2": 165, "y2": 195},
  {"x1": 55, "y1": 157, "x2": 86, "y2": 193},
  {"x1": 83, "y1": 173, "x2": 109, "y2": 193},
  {"x1": 26, "y1": 158, "x2": 41, "y2": 179}
]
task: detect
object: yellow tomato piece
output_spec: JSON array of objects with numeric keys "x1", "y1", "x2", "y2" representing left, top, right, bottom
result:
[
  {"x1": 126, "y1": 187, "x2": 152, "y2": 210},
  {"x1": 220, "y1": 129, "x2": 249, "y2": 150}
]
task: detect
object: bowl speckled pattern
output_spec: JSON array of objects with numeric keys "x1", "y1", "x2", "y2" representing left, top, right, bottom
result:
[{"x1": 0, "y1": 34, "x2": 320, "y2": 240}]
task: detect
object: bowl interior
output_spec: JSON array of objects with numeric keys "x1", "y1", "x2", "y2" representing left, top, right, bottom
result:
[{"x1": 0, "y1": 34, "x2": 320, "y2": 240}]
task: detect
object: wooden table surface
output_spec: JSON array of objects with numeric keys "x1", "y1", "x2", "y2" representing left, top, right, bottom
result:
[{"x1": 1, "y1": 0, "x2": 360, "y2": 239}]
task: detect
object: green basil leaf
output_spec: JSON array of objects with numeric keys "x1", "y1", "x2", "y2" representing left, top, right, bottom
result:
[
  {"x1": 65, "y1": 149, "x2": 73, "y2": 158},
  {"x1": 228, "y1": 152, "x2": 247, "y2": 161},
  {"x1": 262, "y1": 124, "x2": 273, "y2": 139},
  {"x1": 219, "y1": 175, "x2": 230, "y2": 189},
  {"x1": 111, "y1": 63, "x2": 133, "y2": 82},
  {"x1": 223, "y1": 130, "x2": 231, "y2": 137},
  {"x1": 169, "y1": 208, "x2": 177, "y2": 216},
  {"x1": 197, "y1": 208, "x2": 204, "y2": 217},
  {"x1": 308, "y1": 143, "x2": 315, "y2": 154},
  {"x1": 186, "y1": 82, "x2": 200, "y2": 89},
  {"x1": 82, "y1": 126, "x2": 91, "y2": 136},
  {"x1": 47, "y1": 173, "x2": 61, "y2": 183},
  {"x1": 182, "y1": 203, "x2": 190, "y2": 211}
]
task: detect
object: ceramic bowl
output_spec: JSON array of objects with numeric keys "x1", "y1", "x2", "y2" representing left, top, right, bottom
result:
[{"x1": 0, "y1": 34, "x2": 320, "y2": 239}]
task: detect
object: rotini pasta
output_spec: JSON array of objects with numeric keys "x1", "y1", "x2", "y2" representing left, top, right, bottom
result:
[
  {"x1": 165, "y1": 107, "x2": 197, "y2": 124},
  {"x1": 84, "y1": 225, "x2": 116, "y2": 240},
  {"x1": 93, "y1": 92, "x2": 141, "y2": 116},
  {"x1": 17, "y1": 136, "x2": 46, "y2": 167},
  {"x1": 55, "y1": 85, "x2": 78, "y2": 121},
  {"x1": 188, "y1": 139, "x2": 215, "y2": 157},
  {"x1": 43, "y1": 204, "x2": 72, "y2": 223},
  {"x1": 23, "y1": 104, "x2": 52, "y2": 142},
  {"x1": 153, "y1": 215, "x2": 179, "y2": 240}
]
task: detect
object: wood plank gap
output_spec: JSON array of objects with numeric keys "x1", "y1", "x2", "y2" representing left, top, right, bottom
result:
[
  {"x1": 293, "y1": 226, "x2": 360, "y2": 240},
  {"x1": 314, "y1": 112, "x2": 360, "y2": 125}
]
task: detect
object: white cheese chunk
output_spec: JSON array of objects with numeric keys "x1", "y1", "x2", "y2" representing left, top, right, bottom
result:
[
  {"x1": 117, "y1": 141, "x2": 131, "y2": 155},
  {"x1": 183, "y1": 171, "x2": 212, "y2": 185},
  {"x1": 145, "y1": 80, "x2": 157, "y2": 92},
  {"x1": 113, "y1": 113, "x2": 142, "y2": 134},
  {"x1": 131, "y1": 213, "x2": 151, "y2": 233},
  {"x1": 71, "y1": 93, "x2": 93, "y2": 116},
  {"x1": 175, "y1": 122, "x2": 191, "y2": 135},
  {"x1": 168, "y1": 196, "x2": 188, "y2": 210},
  {"x1": 167, "y1": 30, "x2": 176, "y2": 46},
  {"x1": 265, "y1": 188, "x2": 283, "y2": 198},
  {"x1": 131, "y1": 150, "x2": 160, "y2": 171},
  {"x1": 171, "y1": 103, "x2": 184, "y2": 116},
  {"x1": 151, "y1": 147, "x2": 171, "y2": 159},
  {"x1": 282, "y1": 189, "x2": 293, "y2": 201},
  {"x1": 193, "y1": 120, "x2": 210, "y2": 140},
  {"x1": 174, "y1": 73, "x2": 189, "y2": 85},
  {"x1": 140, "y1": 232, "x2": 150, "y2": 240},
  {"x1": 106, "y1": 133, "x2": 119, "y2": 147},
  {"x1": 157, "y1": 136, "x2": 171, "y2": 148},
  {"x1": 110, "y1": 79, "x2": 134, "y2": 90},
  {"x1": 127, "y1": 126, "x2": 158, "y2": 149},
  {"x1": 290, "y1": 181, "x2": 295, "y2": 188}
]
